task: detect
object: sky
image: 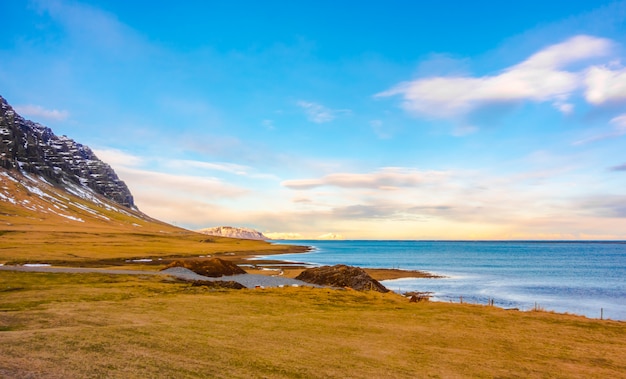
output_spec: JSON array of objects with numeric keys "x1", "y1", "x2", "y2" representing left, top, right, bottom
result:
[{"x1": 2, "y1": 0, "x2": 626, "y2": 240}]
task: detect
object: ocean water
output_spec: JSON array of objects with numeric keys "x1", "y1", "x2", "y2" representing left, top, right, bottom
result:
[{"x1": 261, "y1": 240, "x2": 626, "y2": 320}]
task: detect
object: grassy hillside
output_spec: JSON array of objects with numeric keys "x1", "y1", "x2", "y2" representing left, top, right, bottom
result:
[
  {"x1": 0, "y1": 169, "x2": 300, "y2": 264},
  {"x1": 1, "y1": 271, "x2": 624, "y2": 378}
]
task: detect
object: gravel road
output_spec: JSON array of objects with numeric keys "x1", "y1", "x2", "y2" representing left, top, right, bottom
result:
[{"x1": 0, "y1": 265, "x2": 321, "y2": 289}]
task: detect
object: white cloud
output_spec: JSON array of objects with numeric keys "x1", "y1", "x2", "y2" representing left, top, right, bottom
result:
[
  {"x1": 93, "y1": 148, "x2": 144, "y2": 168},
  {"x1": 14, "y1": 105, "x2": 69, "y2": 121},
  {"x1": 370, "y1": 119, "x2": 393, "y2": 139},
  {"x1": 585, "y1": 63, "x2": 626, "y2": 104},
  {"x1": 170, "y1": 160, "x2": 251, "y2": 176},
  {"x1": 297, "y1": 101, "x2": 350, "y2": 123},
  {"x1": 118, "y1": 167, "x2": 248, "y2": 200},
  {"x1": 572, "y1": 113, "x2": 626, "y2": 145},
  {"x1": 377, "y1": 35, "x2": 613, "y2": 118},
  {"x1": 33, "y1": 0, "x2": 149, "y2": 57},
  {"x1": 262, "y1": 119, "x2": 275, "y2": 130},
  {"x1": 555, "y1": 102, "x2": 574, "y2": 114},
  {"x1": 611, "y1": 113, "x2": 626, "y2": 130},
  {"x1": 282, "y1": 167, "x2": 448, "y2": 190}
]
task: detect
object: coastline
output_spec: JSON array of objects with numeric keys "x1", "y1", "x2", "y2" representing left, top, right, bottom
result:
[
  {"x1": 244, "y1": 240, "x2": 626, "y2": 320},
  {"x1": 226, "y1": 241, "x2": 443, "y2": 281}
]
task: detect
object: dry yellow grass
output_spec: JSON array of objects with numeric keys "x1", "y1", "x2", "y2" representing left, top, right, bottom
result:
[
  {"x1": 1, "y1": 271, "x2": 625, "y2": 378},
  {"x1": 0, "y1": 228, "x2": 302, "y2": 264},
  {"x1": 2, "y1": 169, "x2": 625, "y2": 378},
  {"x1": 0, "y1": 169, "x2": 304, "y2": 264}
]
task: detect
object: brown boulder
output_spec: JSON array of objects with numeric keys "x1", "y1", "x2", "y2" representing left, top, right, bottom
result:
[
  {"x1": 163, "y1": 257, "x2": 246, "y2": 277},
  {"x1": 295, "y1": 264, "x2": 389, "y2": 292}
]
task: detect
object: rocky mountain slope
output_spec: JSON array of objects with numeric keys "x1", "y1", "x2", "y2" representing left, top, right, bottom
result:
[
  {"x1": 197, "y1": 226, "x2": 268, "y2": 240},
  {"x1": 0, "y1": 95, "x2": 165, "y2": 232},
  {"x1": 0, "y1": 167, "x2": 152, "y2": 231},
  {"x1": 0, "y1": 95, "x2": 134, "y2": 208},
  {"x1": 0, "y1": 95, "x2": 302, "y2": 265}
]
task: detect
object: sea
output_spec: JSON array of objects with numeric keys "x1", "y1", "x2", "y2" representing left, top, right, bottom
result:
[{"x1": 261, "y1": 240, "x2": 626, "y2": 321}]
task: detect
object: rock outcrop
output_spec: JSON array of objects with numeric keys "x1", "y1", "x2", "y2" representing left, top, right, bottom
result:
[
  {"x1": 0, "y1": 95, "x2": 135, "y2": 208},
  {"x1": 163, "y1": 257, "x2": 247, "y2": 277},
  {"x1": 197, "y1": 226, "x2": 267, "y2": 240},
  {"x1": 295, "y1": 264, "x2": 389, "y2": 292}
]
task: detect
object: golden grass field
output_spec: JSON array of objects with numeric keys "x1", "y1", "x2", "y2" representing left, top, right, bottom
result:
[
  {"x1": 1, "y1": 271, "x2": 625, "y2": 378},
  {"x1": 1, "y1": 170, "x2": 626, "y2": 378}
]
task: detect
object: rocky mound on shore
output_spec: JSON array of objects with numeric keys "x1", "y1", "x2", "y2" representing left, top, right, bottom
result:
[
  {"x1": 163, "y1": 257, "x2": 246, "y2": 277},
  {"x1": 296, "y1": 264, "x2": 389, "y2": 292}
]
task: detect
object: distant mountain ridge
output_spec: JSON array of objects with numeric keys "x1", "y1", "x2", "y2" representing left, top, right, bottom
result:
[
  {"x1": 197, "y1": 226, "x2": 268, "y2": 240},
  {"x1": 0, "y1": 95, "x2": 134, "y2": 208}
]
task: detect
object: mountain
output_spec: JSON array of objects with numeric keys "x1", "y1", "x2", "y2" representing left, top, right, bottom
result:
[
  {"x1": 0, "y1": 95, "x2": 302, "y2": 265},
  {"x1": 0, "y1": 94, "x2": 161, "y2": 232},
  {"x1": 197, "y1": 226, "x2": 268, "y2": 240},
  {"x1": 0, "y1": 95, "x2": 134, "y2": 208}
]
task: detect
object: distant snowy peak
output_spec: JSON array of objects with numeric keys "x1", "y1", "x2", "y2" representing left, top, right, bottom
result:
[
  {"x1": 0, "y1": 95, "x2": 134, "y2": 208},
  {"x1": 197, "y1": 226, "x2": 268, "y2": 240}
]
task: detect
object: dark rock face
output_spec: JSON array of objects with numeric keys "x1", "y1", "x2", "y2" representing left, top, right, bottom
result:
[
  {"x1": 163, "y1": 258, "x2": 247, "y2": 277},
  {"x1": 296, "y1": 264, "x2": 389, "y2": 292},
  {"x1": 0, "y1": 96, "x2": 134, "y2": 208}
]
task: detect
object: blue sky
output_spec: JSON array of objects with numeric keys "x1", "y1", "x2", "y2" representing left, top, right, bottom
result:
[{"x1": 2, "y1": 0, "x2": 626, "y2": 239}]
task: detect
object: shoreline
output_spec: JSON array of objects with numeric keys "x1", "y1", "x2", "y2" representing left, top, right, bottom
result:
[
  {"x1": 0, "y1": 239, "x2": 443, "y2": 282},
  {"x1": 226, "y1": 242, "x2": 443, "y2": 281},
  {"x1": 4, "y1": 240, "x2": 624, "y2": 321}
]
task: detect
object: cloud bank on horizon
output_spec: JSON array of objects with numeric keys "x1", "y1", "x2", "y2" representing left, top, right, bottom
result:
[{"x1": 2, "y1": 0, "x2": 626, "y2": 239}]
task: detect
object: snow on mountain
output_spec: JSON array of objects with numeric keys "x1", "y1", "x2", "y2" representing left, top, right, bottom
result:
[
  {"x1": 0, "y1": 168, "x2": 153, "y2": 228},
  {"x1": 0, "y1": 95, "x2": 135, "y2": 209},
  {"x1": 197, "y1": 226, "x2": 268, "y2": 240}
]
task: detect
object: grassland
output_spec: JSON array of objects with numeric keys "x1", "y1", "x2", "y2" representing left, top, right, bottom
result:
[
  {"x1": 1, "y1": 271, "x2": 625, "y2": 378},
  {"x1": 2, "y1": 170, "x2": 625, "y2": 377}
]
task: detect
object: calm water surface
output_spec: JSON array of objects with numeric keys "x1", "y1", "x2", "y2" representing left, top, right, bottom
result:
[{"x1": 262, "y1": 240, "x2": 626, "y2": 320}]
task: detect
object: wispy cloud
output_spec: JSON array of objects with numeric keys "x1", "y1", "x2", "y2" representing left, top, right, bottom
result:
[
  {"x1": 264, "y1": 232, "x2": 304, "y2": 240},
  {"x1": 370, "y1": 119, "x2": 393, "y2": 139},
  {"x1": 573, "y1": 113, "x2": 626, "y2": 145},
  {"x1": 119, "y1": 167, "x2": 249, "y2": 200},
  {"x1": 610, "y1": 163, "x2": 626, "y2": 172},
  {"x1": 14, "y1": 105, "x2": 69, "y2": 121},
  {"x1": 33, "y1": 0, "x2": 149, "y2": 57},
  {"x1": 377, "y1": 35, "x2": 613, "y2": 119},
  {"x1": 262, "y1": 119, "x2": 275, "y2": 130},
  {"x1": 282, "y1": 167, "x2": 447, "y2": 190},
  {"x1": 578, "y1": 195, "x2": 626, "y2": 218},
  {"x1": 297, "y1": 101, "x2": 350, "y2": 123},
  {"x1": 93, "y1": 148, "x2": 144, "y2": 168},
  {"x1": 170, "y1": 160, "x2": 251, "y2": 176}
]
